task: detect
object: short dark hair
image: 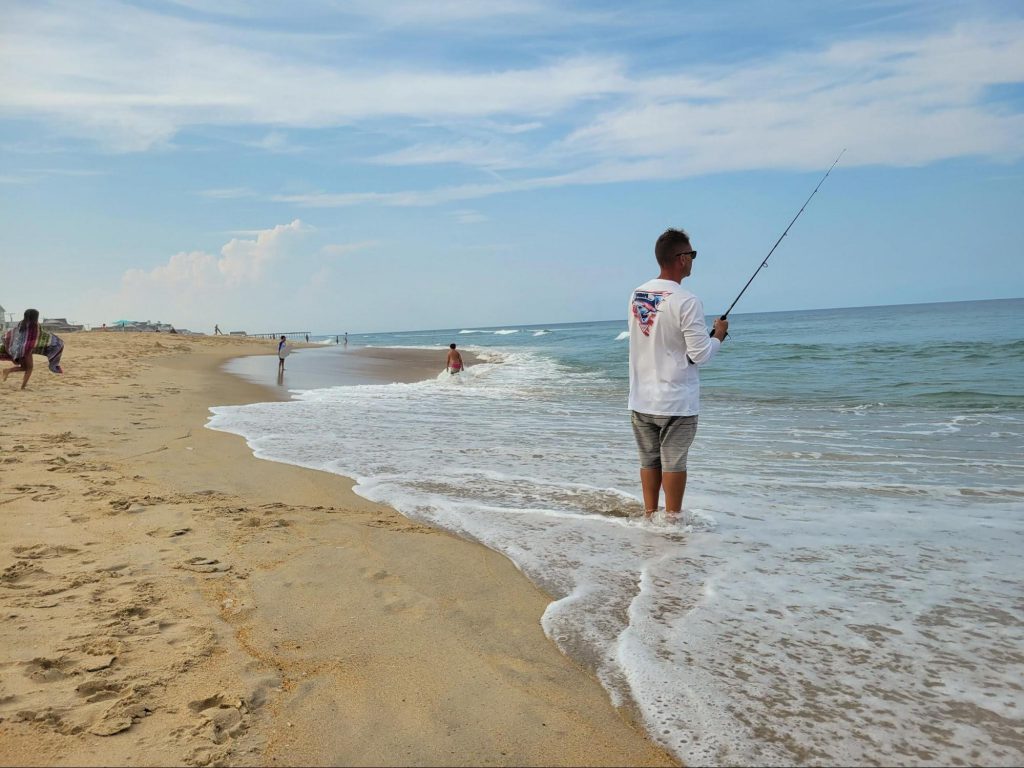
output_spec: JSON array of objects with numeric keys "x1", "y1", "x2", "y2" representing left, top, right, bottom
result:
[
  {"x1": 655, "y1": 228, "x2": 691, "y2": 267},
  {"x1": 449, "y1": 343, "x2": 457, "y2": 349}
]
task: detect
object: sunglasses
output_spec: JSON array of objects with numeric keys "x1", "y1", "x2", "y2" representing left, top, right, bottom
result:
[{"x1": 676, "y1": 250, "x2": 697, "y2": 260}]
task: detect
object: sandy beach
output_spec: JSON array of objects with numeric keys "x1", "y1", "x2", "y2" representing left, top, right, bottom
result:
[{"x1": 0, "y1": 333, "x2": 674, "y2": 767}]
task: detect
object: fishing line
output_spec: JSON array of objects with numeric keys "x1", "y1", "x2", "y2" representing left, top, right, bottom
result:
[{"x1": 713, "y1": 149, "x2": 845, "y2": 336}]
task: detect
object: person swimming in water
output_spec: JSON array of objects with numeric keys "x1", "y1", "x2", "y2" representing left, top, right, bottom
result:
[{"x1": 445, "y1": 343, "x2": 464, "y2": 374}]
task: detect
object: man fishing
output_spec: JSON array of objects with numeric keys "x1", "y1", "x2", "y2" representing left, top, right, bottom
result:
[{"x1": 628, "y1": 228, "x2": 728, "y2": 522}]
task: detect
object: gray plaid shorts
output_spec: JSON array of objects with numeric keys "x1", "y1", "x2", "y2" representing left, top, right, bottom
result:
[{"x1": 630, "y1": 411, "x2": 699, "y2": 472}]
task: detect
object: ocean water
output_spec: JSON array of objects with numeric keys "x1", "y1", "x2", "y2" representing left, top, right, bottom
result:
[{"x1": 208, "y1": 299, "x2": 1024, "y2": 766}]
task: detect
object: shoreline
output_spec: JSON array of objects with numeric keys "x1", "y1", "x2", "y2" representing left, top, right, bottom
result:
[
  {"x1": 222, "y1": 344, "x2": 483, "y2": 392},
  {"x1": 0, "y1": 332, "x2": 674, "y2": 767}
]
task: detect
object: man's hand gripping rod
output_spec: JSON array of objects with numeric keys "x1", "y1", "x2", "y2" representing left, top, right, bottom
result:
[{"x1": 712, "y1": 149, "x2": 845, "y2": 338}]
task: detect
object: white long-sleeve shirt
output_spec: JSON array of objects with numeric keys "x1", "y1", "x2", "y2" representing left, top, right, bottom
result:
[{"x1": 628, "y1": 278, "x2": 721, "y2": 416}]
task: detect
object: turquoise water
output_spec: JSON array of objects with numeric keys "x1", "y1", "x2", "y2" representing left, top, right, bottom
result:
[
  {"x1": 211, "y1": 298, "x2": 1024, "y2": 766},
  {"x1": 353, "y1": 298, "x2": 1024, "y2": 409}
]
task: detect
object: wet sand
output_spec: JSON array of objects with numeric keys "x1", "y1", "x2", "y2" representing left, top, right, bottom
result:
[
  {"x1": 0, "y1": 332, "x2": 674, "y2": 767},
  {"x1": 224, "y1": 344, "x2": 479, "y2": 390}
]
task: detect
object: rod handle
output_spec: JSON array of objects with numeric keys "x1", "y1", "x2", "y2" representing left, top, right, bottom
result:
[{"x1": 709, "y1": 315, "x2": 728, "y2": 339}]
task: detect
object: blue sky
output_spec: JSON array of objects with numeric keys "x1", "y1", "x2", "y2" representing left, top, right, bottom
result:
[{"x1": 1, "y1": 0, "x2": 1022, "y2": 333}]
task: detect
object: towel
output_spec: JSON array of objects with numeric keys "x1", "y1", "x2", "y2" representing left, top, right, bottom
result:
[{"x1": 1, "y1": 326, "x2": 65, "y2": 374}]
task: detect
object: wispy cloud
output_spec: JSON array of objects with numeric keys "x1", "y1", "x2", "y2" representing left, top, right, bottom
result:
[
  {"x1": 263, "y1": 19, "x2": 1024, "y2": 207},
  {"x1": 270, "y1": 177, "x2": 558, "y2": 208},
  {"x1": 0, "y1": 1, "x2": 627, "y2": 152},
  {"x1": 28, "y1": 168, "x2": 106, "y2": 176},
  {"x1": 319, "y1": 241, "x2": 379, "y2": 258},
  {"x1": 339, "y1": 0, "x2": 551, "y2": 26},
  {"x1": 244, "y1": 130, "x2": 305, "y2": 153},
  {"x1": 368, "y1": 140, "x2": 528, "y2": 171},
  {"x1": 0, "y1": 167, "x2": 105, "y2": 184},
  {"x1": 198, "y1": 187, "x2": 257, "y2": 199},
  {"x1": 451, "y1": 209, "x2": 489, "y2": 224},
  {"x1": 2, "y1": 1, "x2": 1022, "y2": 205}
]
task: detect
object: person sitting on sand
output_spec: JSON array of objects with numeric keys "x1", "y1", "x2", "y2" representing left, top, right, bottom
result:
[
  {"x1": 446, "y1": 343, "x2": 464, "y2": 374},
  {"x1": 277, "y1": 335, "x2": 290, "y2": 373},
  {"x1": 1, "y1": 309, "x2": 65, "y2": 390}
]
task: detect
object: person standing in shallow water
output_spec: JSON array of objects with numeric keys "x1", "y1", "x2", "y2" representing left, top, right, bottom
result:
[
  {"x1": 277, "y1": 335, "x2": 289, "y2": 374},
  {"x1": 628, "y1": 228, "x2": 728, "y2": 522},
  {"x1": 446, "y1": 343, "x2": 464, "y2": 374}
]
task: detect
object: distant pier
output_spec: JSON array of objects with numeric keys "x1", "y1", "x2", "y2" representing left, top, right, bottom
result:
[{"x1": 247, "y1": 331, "x2": 312, "y2": 340}]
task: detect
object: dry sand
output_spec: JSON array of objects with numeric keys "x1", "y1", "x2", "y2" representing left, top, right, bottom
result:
[{"x1": 0, "y1": 333, "x2": 675, "y2": 767}]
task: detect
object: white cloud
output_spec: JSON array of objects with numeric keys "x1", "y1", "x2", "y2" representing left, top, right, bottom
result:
[
  {"x1": 123, "y1": 250, "x2": 218, "y2": 293},
  {"x1": 122, "y1": 219, "x2": 308, "y2": 296},
  {"x1": 218, "y1": 219, "x2": 309, "y2": 285}
]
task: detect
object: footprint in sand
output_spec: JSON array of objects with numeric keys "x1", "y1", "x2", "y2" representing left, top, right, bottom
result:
[
  {"x1": 146, "y1": 527, "x2": 192, "y2": 538},
  {"x1": 1, "y1": 560, "x2": 50, "y2": 590},
  {"x1": 188, "y1": 693, "x2": 249, "y2": 745},
  {"x1": 88, "y1": 686, "x2": 152, "y2": 736},
  {"x1": 11, "y1": 483, "x2": 64, "y2": 502},
  {"x1": 13, "y1": 543, "x2": 80, "y2": 559},
  {"x1": 361, "y1": 567, "x2": 391, "y2": 582},
  {"x1": 76, "y1": 678, "x2": 122, "y2": 703},
  {"x1": 181, "y1": 557, "x2": 232, "y2": 574},
  {"x1": 22, "y1": 656, "x2": 78, "y2": 682}
]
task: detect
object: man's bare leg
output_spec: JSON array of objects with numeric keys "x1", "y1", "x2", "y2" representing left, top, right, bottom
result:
[
  {"x1": 640, "y1": 467, "x2": 662, "y2": 518},
  {"x1": 662, "y1": 470, "x2": 687, "y2": 520}
]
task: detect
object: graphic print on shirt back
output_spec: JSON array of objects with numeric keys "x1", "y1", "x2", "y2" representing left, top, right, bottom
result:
[{"x1": 632, "y1": 290, "x2": 671, "y2": 336}]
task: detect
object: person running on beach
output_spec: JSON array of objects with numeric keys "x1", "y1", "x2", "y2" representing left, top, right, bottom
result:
[
  {"x1": 446, "y1": 343, "x2": 464, "y2": 374},
  {"x1": 628, "y1": 228, "x2": 728, "y2": 522},
  {"x1": 214, "y1": 324, "x2": 223, "y2": 335},
  {"x1": 277, "y1": 335, "x2": 289, "y2": 373},
  {"x1": 1, "y1": 309, "x2": 65, "y2": 390}
]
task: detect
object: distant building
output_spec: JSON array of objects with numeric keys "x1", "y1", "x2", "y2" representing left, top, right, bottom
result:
[
  {"x1": 41, "y1": 317, "x2": 85, "y2": 333},
  {"x1": 93, "y1": 320, "x2": 198, "y2": 334}
]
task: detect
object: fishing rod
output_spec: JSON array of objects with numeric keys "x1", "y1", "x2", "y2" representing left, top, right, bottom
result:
[{"x1": 712, "y1": 149, "x2": 845, "y2": 337}]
